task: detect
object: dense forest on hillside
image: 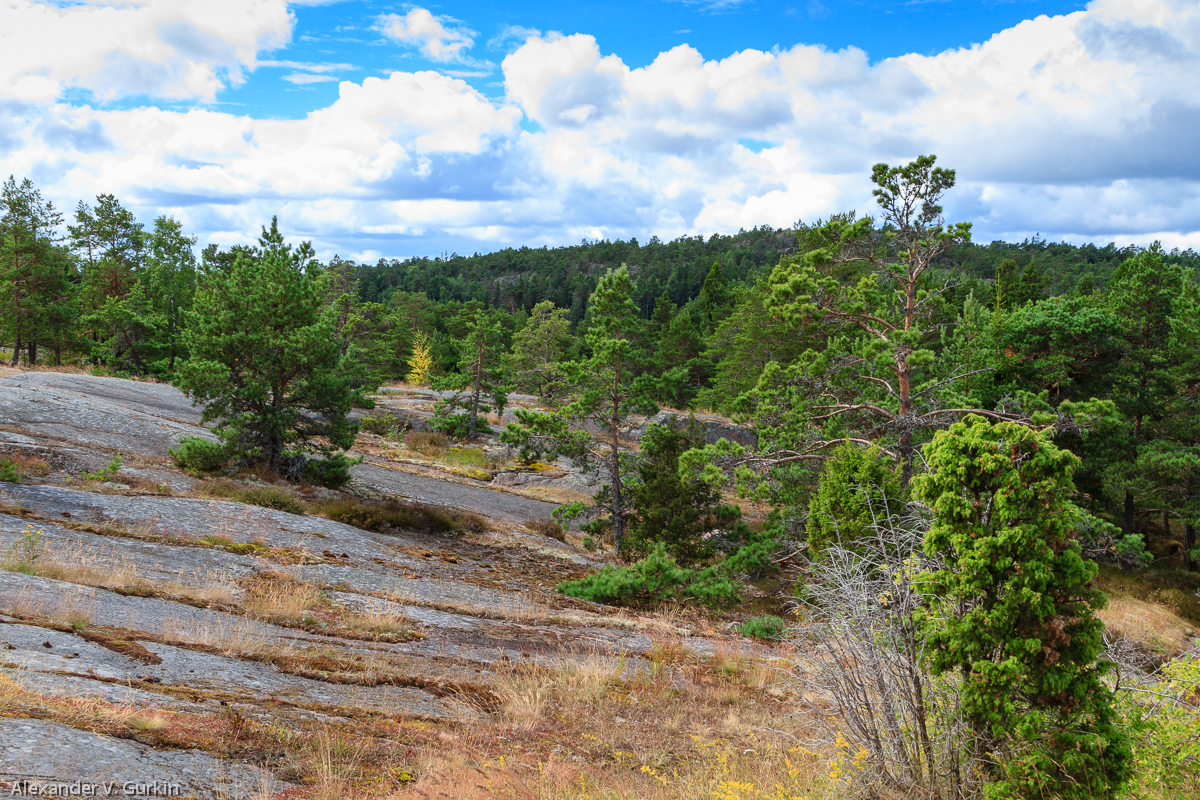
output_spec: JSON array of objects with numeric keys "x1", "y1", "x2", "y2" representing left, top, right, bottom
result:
[{"x1": 355, "y1": 224, "x2": 1200, "y2": 317}]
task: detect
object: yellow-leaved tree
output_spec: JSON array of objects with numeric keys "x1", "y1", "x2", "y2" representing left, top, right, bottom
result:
[{"x1": 405, "y1": 331, "x2": 432, "y2": 385}]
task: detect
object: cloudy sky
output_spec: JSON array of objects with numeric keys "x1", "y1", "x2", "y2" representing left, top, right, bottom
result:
[{"x1": 2, "y1": 0, "x2": 1197, "y2": 261}]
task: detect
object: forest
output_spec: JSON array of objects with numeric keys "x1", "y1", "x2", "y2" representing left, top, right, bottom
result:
[
  {"x1": 3, "y1": 156, "x2": 1200, "y2": 798},
  {"x1": 2, "y1": 165, "x2": 1198, "y2": 571}
]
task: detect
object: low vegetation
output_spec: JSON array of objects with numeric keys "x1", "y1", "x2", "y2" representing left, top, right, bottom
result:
[
  {"x1": 312, "y1": 497, "x2": 487, "y2": 534},
  {"x1": 168, "y1": 436, "x2": 227, "y2": 472}
]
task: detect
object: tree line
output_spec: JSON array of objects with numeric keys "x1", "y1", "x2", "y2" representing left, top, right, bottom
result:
[{"x1": 2, "y1": 168, "x2": 1198, "y2": 566}]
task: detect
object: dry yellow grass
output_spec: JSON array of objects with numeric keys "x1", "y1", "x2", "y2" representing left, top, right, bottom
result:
[
  {"x1": 158, "y1": 614, "x2": 292, "y2": 658},
  {"x1": 0, "y1": 670, "x2": 25, "y2": 714},
  {"x1": 310, "y1": 727, "x2": 370, "y2": 800},
  {"x1": 0, "y1": 583, "x2": 95, "y2": 629},
  {"x1": 411, "y1": 646, "x2": 827, "y2": 800},
  {"x1": 341, "y1": 608, "x2": 414, "y2": 640},
  {"x1": 1098, "y1": 595, "x2": 1197, "y2": 657},
  {"x1": 243, "y1": 576, "x2": 323, "y2": 624},
  {"x1": 126, "y1": 711, "x2": 170, "y2": 732},
  {"x1": 492, "y1": 653, "x2": 624, "y2": 730}
]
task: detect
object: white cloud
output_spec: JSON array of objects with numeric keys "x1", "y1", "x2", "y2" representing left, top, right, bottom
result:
[
  {"x1": 0, "y1": 0, "x2": 293, "y2": 103},
  {"x1": 259, "y1": 60, "x2": 355, "y2": 73},
  {"x1": 487, "y1": 24, "x2": 543, "y2": 52},
  {"x1": 283, "y1": 73, "x2": 337, "y2": 84},
  {"x1": 5, "y1": 0, "x2": 1200, "y2": 258},
  {"x1": 376, "y1": 8, "x2": 476, "y2": 63}
]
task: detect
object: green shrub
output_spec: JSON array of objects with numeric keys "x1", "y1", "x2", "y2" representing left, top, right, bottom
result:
[
  {"x1": 405, "y1": 431, "x2": 448, "y2": 455},
  {"x1": 360, "y1": 414, "x2": 399, "y2": 438},
  {"x1": 0, "y1": 459, "x2": 19, "y2": 483},
  {"x1": 82, "y1": 454, "x2": 122, "y2": 482},
  {"x1": 737, "y1": 614, "x2": 787, "y2": 640},
  {"x1": 303, "y1": 453, "x2": 360, "y2": 489},
  {"x1": 807, "y1": 444, "x2": 905, "y2": 556},
  {"x1": 624, "y1": 418, "x2": 742, "y2": 565},
  {"x1": 558, "y1": 544, "x2": 740, "y2": 608},
  {"x1": 236, "y1": 485, "x2": 305, "y2": 515},
  {"x1": 169, "y1": 437, "x2": 227, "y2": 472},
  {"x1": 431, "y1": 412, "x2": 492, "y2": 439},
  {"x1": 722, "y1": 527, "x2": 780, "y2": 579}
]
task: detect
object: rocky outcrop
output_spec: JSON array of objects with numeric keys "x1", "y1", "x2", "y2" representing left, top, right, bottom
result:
[{"x1": 631, "y1": 410, "x2": 757, "y2": 448}]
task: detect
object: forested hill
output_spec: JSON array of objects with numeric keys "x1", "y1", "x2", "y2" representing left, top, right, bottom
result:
[
  {"x1": 355, "y1": 226, "x2": 1200, "y2": 319},
  {"x1": 354, "y1": 226, "x2": 797, "y2": 321}
]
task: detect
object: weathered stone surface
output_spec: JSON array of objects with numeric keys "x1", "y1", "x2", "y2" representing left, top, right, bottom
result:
[
  {"x1": 490, "y1": 468, "x2": 597, "y2": 496},
  {"x1": 0, "y1": 616, "x2": 466, "y2": 721},
  {"x1": 0, "y1": 373, "x2": 212, "y2": 457},
  {"x1": 0, "y1": 372, "x2": 781, "y2": 800},
  {"x1": 290, "y1": 562, "x2": 548, "y2": 615},
  {"x1": 351, "y1": 461, "x2": 558, "y2": 524},
  {"x1": 0, "y1": 719, "x2": 290, "y2": 799},
  {"x1": 631, "y1": 410, "x2": 758, "y2": 448},
  {"x1": 0, "y1": 513, "x2": 256, "y2": 583},
  {"x1": 0, "y1": 667, "x2": 213, "y2": 715},
  {"x1": 0, "y1": 484, "x2": 394, "y2": 563}
]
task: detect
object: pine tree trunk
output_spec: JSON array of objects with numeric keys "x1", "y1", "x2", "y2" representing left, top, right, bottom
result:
[
  {"x1": 1187, "y1": 476, "x2": 1197, "y2": 572},
  {"x1": 1185, "y1": 522, "x2": 1196, "y2": 572},
  {"x1": 610, "y1": 357, "x2": 624, "y2": 555},
  {"x1": 10, "y1": 331, "x2": 20, "y2": 367},
  {"x1": 611, "y1": 426, "x2": 623, "y2": 555},
  {"x1": 468, "y1": 339, "x2": 482, "y2": 440},
  {"x1": 1123, "y1": 490, "x2": 1135, "y2": 539},
  {"x1": 898, "y1": 356, "x2": 914, "y2": 487},
  {"x1": 27, "y1": 340, "x2": 36, "y2": 365}
]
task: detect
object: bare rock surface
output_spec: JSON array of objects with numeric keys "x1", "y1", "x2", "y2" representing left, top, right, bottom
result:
[
  {"x1": 0, "y1": 513, "x2": 258, "y2": 588},
  {"x1": 0, "y1": 373, "x2": 210, "y2": 457},
  {"x1": 352, "y1": 461, "x2": 557, "y2": 524},
  {"x1": 0, "y1": 372, "x2": 780, "y2": 799},
  {"x1": 0, "y1": 667, "x2": 211, "y2": 714},
  {"x1": 0, "y1": 483, "x2": 397, "y2": 563},
  {"x1": 0, "y1": 719, "x2": 290, "y2": 799}
]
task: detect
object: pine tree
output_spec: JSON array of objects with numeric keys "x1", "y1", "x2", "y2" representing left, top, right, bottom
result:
[
  {"x1": 561, "y1": 266, "x2": 659, "y2": 553},
  {"x1": 177, "y1": 218, "x2": 362, "y2": 474},
  {"x1": 432, "y1": 303, "x2": 507, "y2": 440},
  {"x1": 0, "y1": 177, "x2": 75, "y2": 366},
  {"x1": 506, "y1": 300, "x2": 572, "y2": 400},
  {"x1": 757, "y1": 155, "x2": 982, "y2": 487},
  {"x1": 144, "y1": 216, "x2": 197, "y2": 373},
  {"x1": 624, "y1": 418, "x2": 744, "y2": 564}
]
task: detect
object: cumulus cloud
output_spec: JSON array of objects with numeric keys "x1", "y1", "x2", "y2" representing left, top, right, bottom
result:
[
  {"x1": 376, "y1": 8, "x2": 477, "y2": 63},
  {"x1": 0, "y1": 0, "x2": 293, "y2": 103},
  {"x1": 4, "y1": 0, "x2": 1200, "y2": 257}
]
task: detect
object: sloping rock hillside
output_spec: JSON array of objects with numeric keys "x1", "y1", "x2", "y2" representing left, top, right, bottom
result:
[{"x1": 0, "y1": 372, "x2": 787, "y2": 799}]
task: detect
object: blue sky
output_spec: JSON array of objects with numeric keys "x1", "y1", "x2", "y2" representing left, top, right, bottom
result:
[{"x1": 2, "y1": 0, "x2": 1196, "y2": 260}]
